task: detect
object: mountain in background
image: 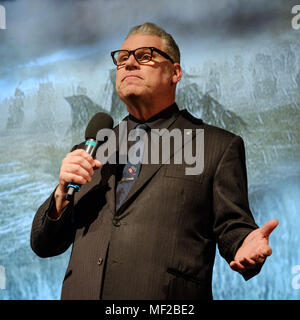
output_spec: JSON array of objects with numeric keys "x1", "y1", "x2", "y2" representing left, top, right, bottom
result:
[
  {"x1": 176, "y1": 82, "x2": 248, "y2": 136},
  {"x1": 65, "y1": 94, "x2": 106, "y2": 145}
]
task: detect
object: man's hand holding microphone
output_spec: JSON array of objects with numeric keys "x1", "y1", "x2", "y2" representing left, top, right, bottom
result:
[
  {"x1": 51, "y1": 150, "x2": 102, "y2": 219},
  {"x1": 49, "y1": 112, "x2": 114, "y2": 219}
]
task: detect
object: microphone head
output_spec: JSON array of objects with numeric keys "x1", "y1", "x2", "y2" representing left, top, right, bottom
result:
[{"x1": 85, "y1": 112, "x2": 114, "y2": 139}]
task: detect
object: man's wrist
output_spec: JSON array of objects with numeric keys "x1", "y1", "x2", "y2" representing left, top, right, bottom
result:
[{"x1": 50, "y1": 186, "x2": 69, "y2": 220}]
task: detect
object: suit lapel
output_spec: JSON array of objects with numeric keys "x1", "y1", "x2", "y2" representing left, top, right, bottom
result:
[
  {"x1": 105, "y1": 163, "x2": 116, "y2": 215},
  {"x1": 94, "y1": 124, "x2": 122, "y2": 215}
]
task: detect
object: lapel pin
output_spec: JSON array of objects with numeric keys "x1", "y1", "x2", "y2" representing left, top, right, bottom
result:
[{"x1": 121, "y1": 177, "x2": 135, "y2": 182}]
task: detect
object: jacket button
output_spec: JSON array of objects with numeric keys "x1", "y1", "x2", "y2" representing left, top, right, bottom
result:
[
  {"x1": 112, "y1": 218, "x2": 121, "y2": 227},
  {"x1": 97, "y1": 258, "x2": 103, "y2": 266}
]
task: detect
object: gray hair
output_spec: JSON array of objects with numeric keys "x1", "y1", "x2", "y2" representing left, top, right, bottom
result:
[{"x1": 126, "y1": 22, "x2": 181, "y2": 63}]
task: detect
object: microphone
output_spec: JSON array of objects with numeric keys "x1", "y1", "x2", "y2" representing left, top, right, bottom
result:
[{"x1": 66, "y1": 112, "x2": 114, "y2": 201}]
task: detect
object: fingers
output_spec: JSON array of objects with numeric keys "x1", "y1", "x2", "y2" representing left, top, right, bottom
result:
[
  {"x1": 94, "y1": 159, "x2": 102, "y2": 168},
  {"x1": 230, "y1": 219, "x2": 278, "y2": 275},
  {"x1": 59, "y1": 149, "x2": 102, "y2": 191},
  {"x1": 70, "y1": 149, "x2": 102, "y2": 169},
  {"x1": 230, "y1": 261, "x2": 245, "y2": 272},
  {"x1": 230, "y1": 257, "x2": 257, "y2": 272},
  {"x1": 59, "y1": 167, "x2": 91, "y2": 186},
  {"x1": 230, "y1": 246, "x2": 272, "y2": 273},
  {"x1": 260, "y1": 219, "x2": 279, "y2": 238}
]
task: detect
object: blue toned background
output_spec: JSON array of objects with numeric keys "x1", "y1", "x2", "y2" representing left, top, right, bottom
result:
[{"x1": 0, "y1": 0, "x2": 299, "y2": 299}]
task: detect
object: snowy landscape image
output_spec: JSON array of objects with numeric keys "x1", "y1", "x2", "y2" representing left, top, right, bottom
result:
[{"x1": 0, "y1": 0, "x2": 299, "y2": 299}]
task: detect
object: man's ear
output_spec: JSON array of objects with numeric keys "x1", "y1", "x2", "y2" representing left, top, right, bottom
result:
[{"x1": 171, "y1": 63, "x2": 182, "y2": 85}]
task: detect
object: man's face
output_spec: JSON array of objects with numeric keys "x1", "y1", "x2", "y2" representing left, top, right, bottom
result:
[{"x1": 115, "y1": 34, "x2": 176, "y2": 105}]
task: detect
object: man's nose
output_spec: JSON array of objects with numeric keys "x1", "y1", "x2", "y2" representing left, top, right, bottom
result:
[{"x1": 125, "y1": 53, "x2": 139, "y2": 69}]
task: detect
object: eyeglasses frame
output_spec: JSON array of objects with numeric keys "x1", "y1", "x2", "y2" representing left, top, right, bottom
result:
[{"x1": 111, "y1": 46, "x2": 175, "y2": 66}]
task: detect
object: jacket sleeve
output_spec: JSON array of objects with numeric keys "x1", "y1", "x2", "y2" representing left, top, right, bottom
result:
[
  {"x1": 30, "y1": 143, "x2": 83, "y2": 258},
  {"x1": 30, "y1": 187, "x2": 76, "y2": 258},
  {"x1": 212, "y1": 135, "x2": 262, "y2": 280}
]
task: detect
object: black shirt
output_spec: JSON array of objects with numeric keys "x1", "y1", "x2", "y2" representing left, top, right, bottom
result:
[{"x1": 126, "y1": 103, "x2": 180, "y2": 133}]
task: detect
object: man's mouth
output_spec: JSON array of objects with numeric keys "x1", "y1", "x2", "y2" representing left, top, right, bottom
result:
[{"x1": 122, "y1": 75, "x2": 142, "y2": 81}]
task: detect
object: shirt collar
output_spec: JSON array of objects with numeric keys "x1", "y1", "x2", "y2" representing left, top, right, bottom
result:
[{"x1": 127, "y1": 103, "x2": 180, "y2": 133}]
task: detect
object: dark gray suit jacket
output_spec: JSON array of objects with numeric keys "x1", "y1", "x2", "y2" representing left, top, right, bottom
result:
[{"x1": 30, "y1": 109, "x2": 259, "y2": 300}]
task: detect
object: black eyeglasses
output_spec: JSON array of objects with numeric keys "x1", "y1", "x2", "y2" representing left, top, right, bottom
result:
[{"x1": 111, "y1": 47, "x2": 174, "y2": 66}]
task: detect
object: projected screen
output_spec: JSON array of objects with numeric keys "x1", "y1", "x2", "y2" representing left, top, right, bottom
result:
[{"x1": 0, "y1": 0, "x2": 299, "y2": 300}]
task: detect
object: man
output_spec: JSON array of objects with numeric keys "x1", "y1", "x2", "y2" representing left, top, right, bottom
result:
[{"x1": 30, "y1": 22, "x2": 278, "y2": 300}]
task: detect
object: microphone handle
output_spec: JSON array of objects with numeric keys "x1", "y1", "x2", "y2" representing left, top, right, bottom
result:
[{"x1": 66, "y1": 139, "x2": 98, "y2": 201}]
